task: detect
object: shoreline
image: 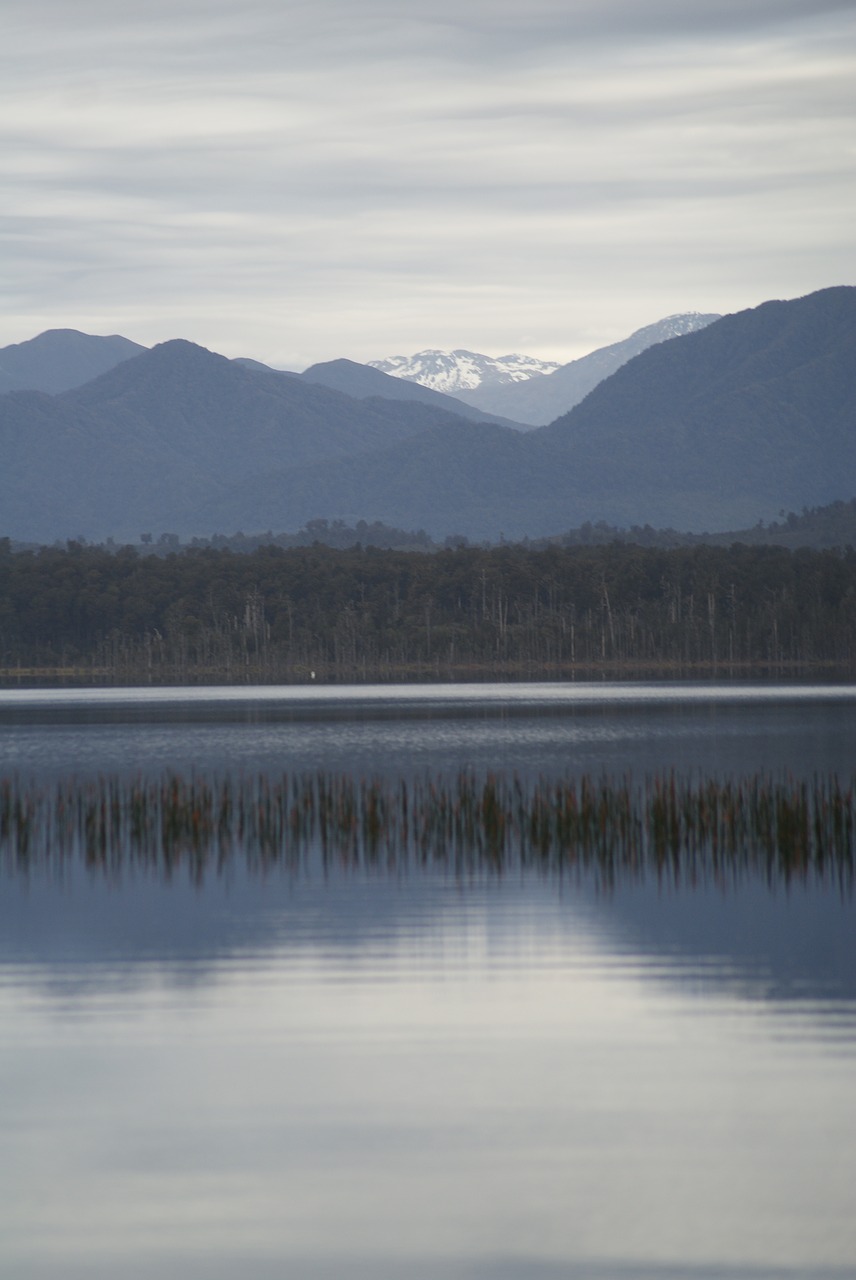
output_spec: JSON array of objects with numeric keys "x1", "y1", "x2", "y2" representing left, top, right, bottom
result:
[{"x1": 1, "y1": 657, "x2": 853, "y2": 689}]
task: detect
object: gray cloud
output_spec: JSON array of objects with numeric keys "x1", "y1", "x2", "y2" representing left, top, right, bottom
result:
[{"x1": 1, "y1": 0, "x2": 854, "y2": 366}]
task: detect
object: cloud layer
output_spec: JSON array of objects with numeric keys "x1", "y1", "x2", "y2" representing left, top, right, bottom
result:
[{"x1": 2, "y1": 0, "x2": 854, "y2": 365}]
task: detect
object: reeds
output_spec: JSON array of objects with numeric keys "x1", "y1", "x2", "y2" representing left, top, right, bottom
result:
[{"x1": 1, "y1": 769, "x2": 853, "y2": 892}]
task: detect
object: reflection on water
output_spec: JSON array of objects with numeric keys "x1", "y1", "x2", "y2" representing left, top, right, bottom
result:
[
  {"x1": 3, "y1": 871, "x2": 855, "y2": 1280},
  {"x1": 2, "y1": 769, "x2": 854, "y2": 912},
  {"x1": 1, "y1": 680, "x2": 855, "y2": 780},
  {"x1": 1, "y1": 685, "x2": 855, "y2": 1279}
]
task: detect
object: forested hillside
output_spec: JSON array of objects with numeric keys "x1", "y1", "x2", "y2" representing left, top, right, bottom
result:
[
  {"x1": 536, "y1": 286, "x2": 856, "y2": 533},
  {"x1": 2, "y1": 540, "x2": 854, "y2": 683},
  {"x1": 0, "y1": 329, "x2": 145, "y2": 394},
  {"x1": 2, "y1": 287, "x2": 854, "y2": 544},
  {"x1": 543, "y1": 498, "x2": 856, "y2": 551}
]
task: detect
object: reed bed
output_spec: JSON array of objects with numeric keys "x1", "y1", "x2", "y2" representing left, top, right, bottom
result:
[{"x1": 1, "y1": 769, "x2": 853, "y2": 891}]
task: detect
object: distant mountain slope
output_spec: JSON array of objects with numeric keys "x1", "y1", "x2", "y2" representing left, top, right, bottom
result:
[
  {"x1": 0, "y1": 341, "x2": 460, "y2": 542},
  {"x1": 190, "y1": 287, "x2": 856, "y2": 542},
  {"x1": 368, "y1": 348, "x2": 560, "y2": 393},
  {"x1": 300, "y1": 358, "x2": 527, "y2": 430},
  {"x1": 534, "y1": 286, "x2": 856, "y2": 530},
  {"x1": 456, "y1": 313, "x2": 721, "y2": 425},
  {"x1": 62, "y1": 340, "x2": 429, "y2": 468},
  {"x1": 2, "y1": 288, "x2": 853, "y2": 545},
  {"x1": 0, "y1": 328, "x2": 146, "y2": 394},
  {"x1": 188, "y1": 419, "x2": 565, "y2": 542},
  {"x1": 231, "y1": 356, "x2": 294, "y2": 375}
]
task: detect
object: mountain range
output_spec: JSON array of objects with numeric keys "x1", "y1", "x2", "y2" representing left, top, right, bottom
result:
[
  {"x1": 0, "y1": 287, "x2": 853, "y2": 545},
  {"x1": 0, "y1": 341, "x2": 473, "y2": 541},
  {"x1": 397, "y1": 313, "x2": 722, "y2": 425},
  {"x1": 297, "y1": 358, "x2": 525, "y2": 430}
]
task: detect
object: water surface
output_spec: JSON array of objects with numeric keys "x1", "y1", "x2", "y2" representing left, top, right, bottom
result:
[
  {"x1": 1, "y1": 679, "x2": 855, "y2": 779},
  {"x1": 1, "y1": 683, "x2": 854, "y2": 1279}
]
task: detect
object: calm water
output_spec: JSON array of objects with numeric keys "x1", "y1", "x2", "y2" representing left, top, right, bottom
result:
[{"x1": 2, "y1": 683, "x2": 855, "y2": 1279}]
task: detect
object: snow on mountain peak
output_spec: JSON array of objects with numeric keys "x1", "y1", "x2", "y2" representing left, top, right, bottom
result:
[
  {"x1": 369, "y1": 348, "x2": 561, "y2": 393},
  {"x1": 631, "y1": 312, "x2": 722, "y2": 344},
  {"x1": 369, "y1": 316, "x2": 720, "y2": 394}
]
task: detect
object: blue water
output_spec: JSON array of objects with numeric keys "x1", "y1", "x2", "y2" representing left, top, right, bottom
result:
[
  {"x1": 1, "y1": 684, "x2": 855, "y2": 1279},
  {"x1": 1, "y1": 679, "x2": 854, "y2": 779}
]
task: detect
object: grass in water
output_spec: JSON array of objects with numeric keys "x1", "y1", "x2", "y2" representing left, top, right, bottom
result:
[{"x1": 1, "y1": 769, "x2": 854, "y2": 893}]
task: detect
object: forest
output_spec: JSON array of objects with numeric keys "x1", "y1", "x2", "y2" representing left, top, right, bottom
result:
[{"x1": 1, "y1": 537, "x2": 856, "y2": 683}]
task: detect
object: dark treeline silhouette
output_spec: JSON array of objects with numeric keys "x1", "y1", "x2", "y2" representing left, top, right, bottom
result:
[
  {"x1": 2, "y1": 538, "x2": 856, "y2": 682},
  {"x1": 546, "y1": 499, "x2": 856, "y2": 552},
  {"x1": 12, "y1": 496, "x2": 856, "y2": 559}
]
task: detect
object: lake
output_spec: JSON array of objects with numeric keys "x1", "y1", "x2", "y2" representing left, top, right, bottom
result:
[{"x1": 1, "y1": 682, "x2": 855, "y2": 1279}]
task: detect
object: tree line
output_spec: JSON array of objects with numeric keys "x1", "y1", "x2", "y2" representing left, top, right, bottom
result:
[{"x1": 1, "y1": 537, "x2": 855, "y2": 682}]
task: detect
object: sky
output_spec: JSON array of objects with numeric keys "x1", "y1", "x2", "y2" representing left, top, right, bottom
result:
[{"x1": 2, "y1": 0, "x2": 855, "y2": 369}]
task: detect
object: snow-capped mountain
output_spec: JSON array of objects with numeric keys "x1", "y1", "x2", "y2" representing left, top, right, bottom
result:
[
  {"x1": 629, "y1": 312, "x2": 722, "y2": 345},
  {"x1": 369, "y1": 349, "x2": 561, "y2": 394},
  {"x1": 449, "y1": 312, "x2": 723, "y2": 426}
]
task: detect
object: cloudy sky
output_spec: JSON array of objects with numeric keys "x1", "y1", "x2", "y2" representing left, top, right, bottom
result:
[{"x1": 3, "y1": 0, "x2": 854, "y2": 368}]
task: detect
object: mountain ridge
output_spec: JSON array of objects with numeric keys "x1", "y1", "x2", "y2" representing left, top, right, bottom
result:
[
  {"x1": 1, "y1": 288, "x2": 853, "y2": 545},
  {"x1": 0, "y1": 328, "x2": 146, "y2": 395},
  {"x1": 0, "y1": 339, "x2": 469, "y2": 542},
  {"x1": 452, "y1": 312, "x2": 722, "y2": 424},
  {"x1": 299, "y1": 357, "x2": 528, "y2": 430},
  {"x1": 182, "y1": 287, "x2": 856, "y2": 541}
]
